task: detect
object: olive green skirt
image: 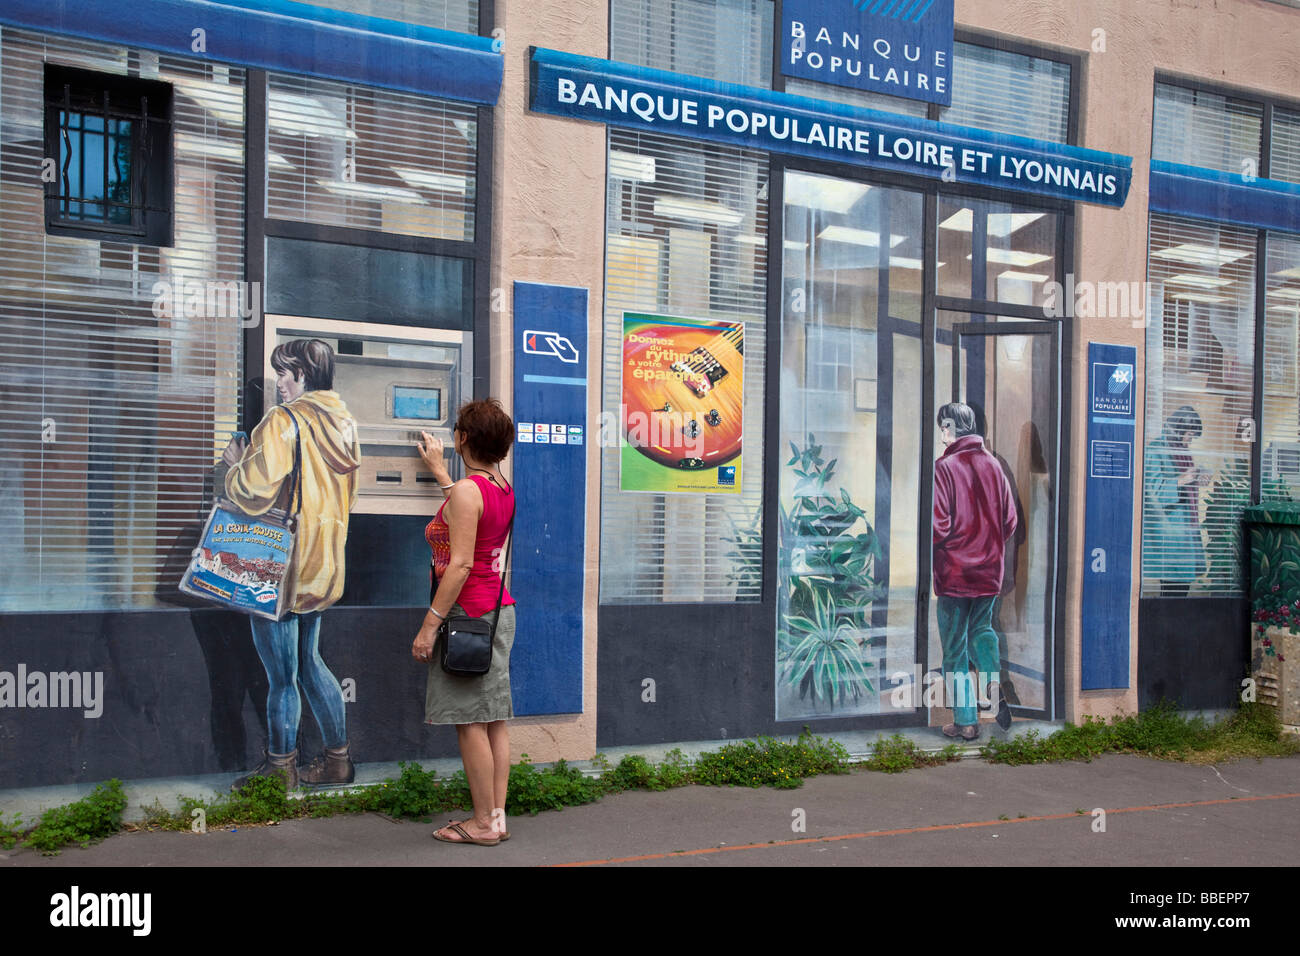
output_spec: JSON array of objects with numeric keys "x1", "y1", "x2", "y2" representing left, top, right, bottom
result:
[{"x1": 424, "y1": 603, "x2": 516, "y2": 725}]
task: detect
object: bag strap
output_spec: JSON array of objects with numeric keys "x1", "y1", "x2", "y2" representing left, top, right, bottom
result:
[
  {"x1": 281, "y1": 406, "x2": 304, "y2": 517},
  {"x1": 487, "y1": 498, "x2": 516, "y2": 640}
]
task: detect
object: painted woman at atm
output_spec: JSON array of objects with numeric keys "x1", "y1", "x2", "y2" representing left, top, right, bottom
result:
[{"x1": 221, "y1": 338, "x2": 361, "y2": 790}]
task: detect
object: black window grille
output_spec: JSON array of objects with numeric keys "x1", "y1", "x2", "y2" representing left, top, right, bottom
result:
[{"x1": 43, "y1": 65, "x2": 173, "y2": 245}]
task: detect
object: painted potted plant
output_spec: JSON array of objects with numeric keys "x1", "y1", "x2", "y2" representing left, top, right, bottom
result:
[{"x1": 776, "y1": 435, "x2": 886, "y2": 710}]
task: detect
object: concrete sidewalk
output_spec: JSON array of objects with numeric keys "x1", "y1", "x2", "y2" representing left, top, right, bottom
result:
[{"x1": 2, "y1": 751, "x2": 1296, "y2": 868}]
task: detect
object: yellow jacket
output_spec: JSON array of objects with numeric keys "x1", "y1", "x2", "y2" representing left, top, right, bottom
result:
[{"x1": 224, "y1": 391, "x2": 361, "y2": 613}]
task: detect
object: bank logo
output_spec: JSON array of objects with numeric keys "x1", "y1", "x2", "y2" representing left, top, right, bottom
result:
[
  {"x1": 523, "y1": 329, "x2": 580, "y2": 364},
  {"x1": 853, "y1": 0, "x2": 941, "y2": 23},
  {"x1": 717, "y1": 465, "x2": 736, "y2": 486},
  {"x1": 1108, "y1": 364, "x2": 1133, "y2": 394}
]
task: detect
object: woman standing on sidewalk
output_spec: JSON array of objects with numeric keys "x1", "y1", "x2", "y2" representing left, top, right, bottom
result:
[{"x1": 412, "y1": 399, "x2": 516, "y2": 846}]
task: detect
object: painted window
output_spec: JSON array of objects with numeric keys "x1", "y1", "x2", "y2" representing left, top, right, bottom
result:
[
  {"x1": 599, "y1": 129, "x2": 768, "y2": 604},
  {"x1": 1152, "y1": 83, "x2": 1263, "y2": 178},
  {"x1": 3, "y1": 31, "x2": 245, "y2": 612},
  {"x1": 305, "y1": 0, "x2": 479, "y2": 34},
  {"x1": 1142, "y1": 214, "x2": 1258, "y2": 597},
  {"x1": 941, "y1": 42, "x2": 1071, "y2": 144},
  {"x1": 611, "y1": 0, "x2": 774, "y2": 88},
  {"x1": 43, "y1": 64, "x2": 172, "y2": 245},
  {"x1": 266, "y1": 73, "x2": 478, "y2": 243}
]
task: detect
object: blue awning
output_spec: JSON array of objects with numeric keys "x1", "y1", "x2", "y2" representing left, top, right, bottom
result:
[
  {"x1": 0, "y1": 0, "x2": 503, "y2": 106},
  {"x1": 1150, "y1": 160, "x2": 1300, "y2": 235},
  {"x1": 529, "y1": 47, "x2": 1132, "y2": 208}
]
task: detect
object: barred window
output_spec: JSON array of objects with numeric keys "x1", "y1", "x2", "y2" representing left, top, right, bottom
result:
[{"x1": 44, "y1": 64, "x2": 172, "y2": 245}]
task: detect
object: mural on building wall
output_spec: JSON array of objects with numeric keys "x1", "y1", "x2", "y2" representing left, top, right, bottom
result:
[
  {"x1": 216, "y1": 339, "x2": 361, "y2": 790},
  {"x1": 620, "y1": 312, "x2": 744, "y2": 494}
]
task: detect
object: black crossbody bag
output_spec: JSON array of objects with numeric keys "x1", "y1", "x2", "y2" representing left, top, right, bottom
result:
[{"x1": 436, "y1": 509, "x2": 515, "y2": 677}]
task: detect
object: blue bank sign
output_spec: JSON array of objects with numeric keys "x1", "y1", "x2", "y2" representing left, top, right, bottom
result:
[
  {"x1": 529, "y1": 48, "x2": 1132, "y2": 208},
  {"x1": 782, "y1": 0, "x2": 955, "y2": 106}
]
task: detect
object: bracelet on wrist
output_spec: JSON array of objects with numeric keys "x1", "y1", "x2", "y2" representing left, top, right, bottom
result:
[
  {"x1": 429, "y1": 606, "x2": 445, "y2": 620},
  {"x1": 439, "y1": 482, "x2": 454, "y2": 491}
]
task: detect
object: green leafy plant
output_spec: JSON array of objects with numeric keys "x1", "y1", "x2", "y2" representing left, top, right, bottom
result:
[
  {"x1": 0, "y1": 813, "x2": 22, "y2": 851},
  {"x1": 777, "y1": 435, "x2": 886, "y2": 709},
  {"x1": 506, "y1": 756, "x2": 603, "y2": 815},
  {"x1": 23, "y1": 779, "x2": 126, "y2": 855},
  {"x1": 864, "y1": 734, "x2": 964, "y2": 773},
  {"x1": 980, "y1": 701, "x2": 1298, "y2": 765},
  {"x1": 689, "y1": 731, "x2": 849, "y2": 789}
]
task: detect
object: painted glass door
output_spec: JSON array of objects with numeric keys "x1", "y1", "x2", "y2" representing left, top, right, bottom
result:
[
  {"x1": 776, "y1": 169, "x2": 925, "y2": 720},
  {"x1": 935, "y1": 317, "x2": 1060, "y2": 723}
]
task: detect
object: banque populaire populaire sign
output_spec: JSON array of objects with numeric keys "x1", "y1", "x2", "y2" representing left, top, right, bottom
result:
[
  {"x1": 781, "y1": 0, "x2": 955, "y2": 106},
  {"x1": 529, "y1": 48, "x2": 1132, "y2": 208}
]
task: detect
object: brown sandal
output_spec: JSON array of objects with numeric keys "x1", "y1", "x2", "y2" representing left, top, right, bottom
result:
[{"x1": 432, "y1": 821, "x2": 500, "y2": 846}]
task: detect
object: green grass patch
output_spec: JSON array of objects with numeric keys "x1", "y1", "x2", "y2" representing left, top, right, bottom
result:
[{"x1": 981, "y1": 701, "x2": 1300, "y2": 765}]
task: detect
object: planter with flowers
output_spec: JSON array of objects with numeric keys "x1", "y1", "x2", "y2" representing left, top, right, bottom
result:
[{"x1": 1246, "y1": 503, "x2": 1300, "y2": 729}]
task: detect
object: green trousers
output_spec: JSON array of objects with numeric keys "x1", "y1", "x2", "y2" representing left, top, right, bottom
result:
[{"x1": 936, "y1": 595, "x2": 1001, "y2": 727}]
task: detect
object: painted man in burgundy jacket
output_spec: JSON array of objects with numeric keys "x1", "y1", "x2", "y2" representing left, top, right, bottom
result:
[{"x1": 933, "y1": 402, "x2": 1018, "y2": 740}]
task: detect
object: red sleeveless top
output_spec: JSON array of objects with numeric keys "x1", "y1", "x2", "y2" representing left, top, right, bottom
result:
[{"x1": 426, "y1": 474, "x2": 515, "y2": 617}]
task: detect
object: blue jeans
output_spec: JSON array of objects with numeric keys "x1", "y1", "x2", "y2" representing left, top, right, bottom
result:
[
  {"x1": 249, "y1": 612, "x2": 347, "y2": 754},
  {"x1": 936, "y1": 595, "x2": 1001, "y2": 727}
]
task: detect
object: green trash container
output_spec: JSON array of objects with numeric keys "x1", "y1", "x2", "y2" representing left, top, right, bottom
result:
[{"x1": 1244, "y1": 502, "x2": 1300, "y2": 729}]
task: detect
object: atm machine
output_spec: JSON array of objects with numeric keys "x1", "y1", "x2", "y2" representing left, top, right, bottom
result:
[{"x1": 263, "y1": 315, "x2": 469, "y2": 514}]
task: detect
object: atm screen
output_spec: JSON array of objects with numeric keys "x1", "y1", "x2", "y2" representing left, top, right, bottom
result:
[{"x1": 392, "y1": 385, "x2": 442, "y2": 421}]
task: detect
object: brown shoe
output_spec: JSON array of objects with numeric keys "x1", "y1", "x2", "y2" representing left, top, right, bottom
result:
[
  {"x1": 299, "y1": 743, "x2": 355, "y2": 786},
  {"x1": 233, "y1": 748, "x2": 299, "y2": 792},
  {"x1": 941, "y1": 723, "x2": 980, "y2": 742}
]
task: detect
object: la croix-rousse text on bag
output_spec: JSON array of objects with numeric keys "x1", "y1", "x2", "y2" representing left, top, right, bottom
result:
[{"x1": 178, "y1": 409, "x2": 303, "y2": 621}]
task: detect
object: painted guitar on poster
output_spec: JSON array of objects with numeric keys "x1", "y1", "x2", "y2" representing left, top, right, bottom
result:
[{"x1": 621, "y1": 319, "x2": 744, "y2": 470}]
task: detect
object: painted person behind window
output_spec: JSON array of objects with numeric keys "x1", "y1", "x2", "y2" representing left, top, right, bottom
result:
[
  {"x1": 932, "y1": 402, "x2": 1018, "y2": 741},
  {"x1": 1143, "y1": 405, "x2": 1208, "y2": 598},
  {"x1": 221, "y1": 339, "x2": 361, "y2": 790}
]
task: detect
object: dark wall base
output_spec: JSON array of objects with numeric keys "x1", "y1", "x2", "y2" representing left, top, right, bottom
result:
[
  {"x1": 596, "y1": 603, "x2": 919, "y2": 748},
  {"x1": 1137, "y1": 597, "x2": 1248, "y2": 710},
  {"x1": 0, "y1": 607, "x2": 463, "y2": 790}
]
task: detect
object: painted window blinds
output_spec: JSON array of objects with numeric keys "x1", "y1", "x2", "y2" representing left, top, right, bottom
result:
[
  {"x1": 1142, "y1": 214, "x2": 1258, "y2": 596},
  {"x1": 941, "y1": 42, "x2": 1071, "y2": 144},
  {"x1": 1270, "y1": 107, "x2": 1300, "y2": 185},
  {"x1": 266, "y1": 73, "x2": 478, "y2": 243},
  {"x1": 1261, "y1": 234, "x2": 1300, "y2": 501},
  {"x1": 600, "y1": 129, "x2": 768, "y2": 604},
  {"x1": 0, "y1": 29, "x2": 245, "y2": 611},
  {"x1": 303, "y1": 0, "x2": 478, "y2": 34},
  {"x1": 610, "y1": 0, "x2": 774, "y2": 89},
  {"x1": 1152, "y1": 83, "x2": 1263, "y2": 176}
]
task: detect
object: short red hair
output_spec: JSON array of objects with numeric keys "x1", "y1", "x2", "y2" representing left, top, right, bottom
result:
[{"x1": 455, "y1": 398, "x2": 513, "y2": 464}]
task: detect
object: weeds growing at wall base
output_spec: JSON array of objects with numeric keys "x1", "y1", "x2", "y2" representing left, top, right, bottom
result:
[
  {"x1": 980, "y1": 701, "x2": 1300, "y2": 765},
  {"x1": 4, "y1": 708, "x2": 1295, "y2": 850}
]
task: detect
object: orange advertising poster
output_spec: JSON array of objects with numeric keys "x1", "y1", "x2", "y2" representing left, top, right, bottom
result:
[{"x1": 619, "y1": 312, "x2": 744, "y2": 494}]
